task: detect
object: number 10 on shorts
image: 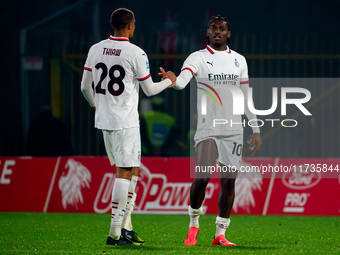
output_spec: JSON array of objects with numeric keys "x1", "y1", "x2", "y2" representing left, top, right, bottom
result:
[{"x1": 232, "y1": 142, "x2": 242, "y2": 156}]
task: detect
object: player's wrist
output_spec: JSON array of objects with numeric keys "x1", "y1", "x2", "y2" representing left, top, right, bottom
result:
[
  {"x1": 164, "y1": 78, "x2": 172, "y2": 86},
  {"x1": 252, "y1": 127, "x2": 260, "y2": 134}
]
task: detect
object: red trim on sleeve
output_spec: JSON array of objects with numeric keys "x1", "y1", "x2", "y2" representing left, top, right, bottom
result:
[
  {"x1": 109, "y1": 36, "x2": 130, "y2": 42},
  {"x1": 137, "y1": 74, "x2": 151, "y2": 81},
  {"x1": 206, "y1": 45, "x2": 215, "y2": 54},
  {"x1": 240, "y1": 80, "x2": 249, "y2": 84},
  {"x1": 84, "y1": 67, "x2": 92, "y2": 71},
  {"x1": 181, "y1": 67, "x2": 194, "y2": 76}
]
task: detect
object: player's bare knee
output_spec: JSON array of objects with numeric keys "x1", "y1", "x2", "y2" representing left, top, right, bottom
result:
[
  {"x1": 116, "y1": 167, "x2": 133, "y2": 179},
  {"x1": 193, "y1": 177, "x2": 210, "y2": 189}
]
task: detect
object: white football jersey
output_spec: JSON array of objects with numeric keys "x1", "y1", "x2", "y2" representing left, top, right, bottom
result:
[
  {"x1": 83, "y1": 36, "x2": 150, "y2": 130},
  {"x1": 182, "y1": 45, "x2": 249, "y2": 140}
]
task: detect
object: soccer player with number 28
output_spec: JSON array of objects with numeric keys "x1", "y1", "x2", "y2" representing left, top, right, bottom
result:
[
  {"x1": 168, "y1": 15, "x2": 263, "y2": 246},
  {"x1": 81, "y1": 8, "x2": 176, "y2": 245}
]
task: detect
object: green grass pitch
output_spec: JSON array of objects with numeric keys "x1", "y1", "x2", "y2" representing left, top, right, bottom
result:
[{"x1": 0, "y1": 213, "x2": 339, "y2": 254}]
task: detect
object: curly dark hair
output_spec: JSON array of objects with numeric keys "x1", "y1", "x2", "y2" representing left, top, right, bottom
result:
[{"x1": 208, "y1": 14, "x2": 231, "y2": 44}]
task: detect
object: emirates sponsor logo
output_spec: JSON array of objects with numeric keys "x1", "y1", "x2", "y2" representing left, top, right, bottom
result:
[
  {"x1": 282, "y1": 166, "x2": 321, "y2": 190},
  {"x1": 58, "y1": 159, "x2": 91, "y2": 209}
]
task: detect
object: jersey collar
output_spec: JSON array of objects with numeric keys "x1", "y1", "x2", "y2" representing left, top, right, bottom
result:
[
  {"x1": 109, "y1": 36, "x2": 130, "y2": 42},
  {"x1": 206, "y1": 45, "x2": 231, "y2": 54}
]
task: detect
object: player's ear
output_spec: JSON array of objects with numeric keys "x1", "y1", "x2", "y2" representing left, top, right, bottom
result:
[
  {"x1": 227, "y1": 30, "x2": 231, "y2": 38},
  {"x1": 206, "y1": 29, "x2": 209, "y2": 37}
]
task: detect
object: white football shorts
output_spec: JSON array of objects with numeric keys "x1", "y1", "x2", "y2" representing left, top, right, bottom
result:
[
  {"x1": 102, "y1": 127, "x2": 141, "y2": 167},
  {"x1": 195, "y1": 132, "x2": 243, "y2": 170}
]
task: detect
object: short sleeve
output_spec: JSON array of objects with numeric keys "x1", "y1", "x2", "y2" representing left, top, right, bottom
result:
[
  {"x1": 84, "y1": 47, "x2": 94, "y2": 71},
  {"x1": 134, "y1": 50, "x2": 151, "y2": 81},
  {"x1": 181, "y1": 52, "x2": 200, "y2": 77}
]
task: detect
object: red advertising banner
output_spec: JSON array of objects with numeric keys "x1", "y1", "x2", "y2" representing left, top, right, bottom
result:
[
  {"x1": 46, "y1": 156, "x2": 112, "y2": 213},
  {"x1": 0, "y1": 156, "x2": 339, "y2": 216},
  {"x1": 234, "y1": 158, "x2": 276, "y2": 215},
  {"x1": 0, "y1": 157, "x2": 57, "y2": 212},
  {"x1": 264, "y1": 158, "x2": 340, "y2": 215}
]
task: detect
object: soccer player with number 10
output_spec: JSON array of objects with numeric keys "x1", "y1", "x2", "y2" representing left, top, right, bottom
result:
[{"x1": 168, "y1": 15, "x2": 263, "y2": 246}]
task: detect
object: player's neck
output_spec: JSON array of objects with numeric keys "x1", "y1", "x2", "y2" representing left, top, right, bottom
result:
[
  {"x1": 209, "y1": 43, "x2": 228, "y2": 51},
  {"x1": 113, "y1": 31, "x2": 130, "y2": 39}
]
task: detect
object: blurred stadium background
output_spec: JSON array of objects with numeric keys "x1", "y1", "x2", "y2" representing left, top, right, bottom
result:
[{"x1": 0, "y1": 0, "x2": 339, "y2": 157}]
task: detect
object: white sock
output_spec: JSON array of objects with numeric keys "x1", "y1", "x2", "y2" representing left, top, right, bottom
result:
[
  {"x1": 215, "y1": 216, "x2": 230, "y2": 238},
  {"x1": 122, "y1": 175, "x2": 138, "y2": 231},
  {"x1": 109, "y1": 178, "x2": 130, "y2": 240},
  {"x1": 188, "y1": 206, "x2": 202, "y2": 228}
]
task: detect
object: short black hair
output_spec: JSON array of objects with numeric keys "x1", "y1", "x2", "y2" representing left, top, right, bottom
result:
[
  {"x1": 208, "y1": 15, "x2": 231, "y2": 44},
  {"x1": 110, "y1": 8, "x2": 134, "y2": 30}
]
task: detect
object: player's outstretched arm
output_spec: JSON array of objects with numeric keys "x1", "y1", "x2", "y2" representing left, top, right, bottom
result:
[
  {"x1": 165, "y1": 69, "x2": 192, "y2": 90},
  {"x1": 140, "y1": 68, "x2": 174, "y2": 97}
]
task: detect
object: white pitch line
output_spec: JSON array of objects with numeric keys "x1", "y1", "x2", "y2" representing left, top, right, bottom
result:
[
  {"x1": 262, "y1": 157, "x2": 279, "y2": 215},
  {"x1": 43, "y1": 156, "x2": 61, "y2": 212}
]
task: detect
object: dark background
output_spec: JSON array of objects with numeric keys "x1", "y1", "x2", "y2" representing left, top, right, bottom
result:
[{"x1": 0, "y1": 0, "x2": 339, "y2": 157}]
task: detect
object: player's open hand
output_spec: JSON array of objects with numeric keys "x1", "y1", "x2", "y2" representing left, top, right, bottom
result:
[
  {"x1": 249, "y1": 133, "x2": 262, "y2": 156},
  {"x1": 158, "y1": 67, "x2": 177, "y2": 88}
]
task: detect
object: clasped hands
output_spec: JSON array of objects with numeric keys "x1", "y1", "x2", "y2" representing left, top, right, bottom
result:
[{"x1": 158, "y1": 67, "x2": 177, "y2": 88}]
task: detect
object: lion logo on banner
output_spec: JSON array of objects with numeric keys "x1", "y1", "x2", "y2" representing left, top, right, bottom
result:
[
  {"x1": 58, "y1": 159, "x2": 91, "y2": 209},
  {"x1": 233, "y1": 162, "x2": 263, "y2": 213}
]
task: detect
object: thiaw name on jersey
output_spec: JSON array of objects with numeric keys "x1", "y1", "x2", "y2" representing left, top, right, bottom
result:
[{"x1": 84, "y1": 36, "x2": 151, "y2": 131}]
